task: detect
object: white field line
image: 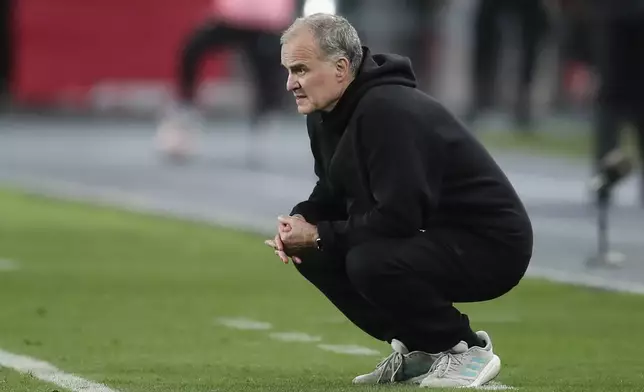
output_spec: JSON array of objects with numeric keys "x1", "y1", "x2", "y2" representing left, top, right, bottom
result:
[
  {"x1": 527, "y1": 266, "x2": 644, "y2": 295},
  {"x1": 317, "y1": 344, "x2": 381, "y2": 356},
  {"x1": 5, "y1": 173, "x2": 644, "y2": 297},
  {"x1": 215, "y1": 317, "x2": 273, "y2": 330},
  {"x1": 478, "y1": 381, "x2": 516, "y2": 390},
  {"x1": 268, "y1": 332, "x2": 322, "y2": 342},
  {"x1": 214, "y1": 315, "x2": 514, "y2": 388},
  {"x1": 0, "y1": 259, "x2": 19, "y2": 271},
  {"x1": 0, "y1": 349, "x2": 120, "y2": 392}
]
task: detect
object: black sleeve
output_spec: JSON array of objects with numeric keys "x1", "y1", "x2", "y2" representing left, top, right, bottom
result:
[
  {"x1": 289, "y1": 157, "x2": 347, "y2": 223},
  {"x1": 290, "y1": 119, "x2": 347, "y2": 224},
  {"x1": 316, "y1": 98, "x2": 446, "y2": 250}
]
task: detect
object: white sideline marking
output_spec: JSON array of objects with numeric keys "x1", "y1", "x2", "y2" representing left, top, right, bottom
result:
[
  {"x1": 0, "y1": 349, "x2": 119, "y2": 392},
  {"x1": 8, "y1": 172, "x2": 644, "y2": 297},
  {"x1": 269, "y1": 332, "x2": 322, "y2": 343},
  {"x1": 215, "y1": 317, "x2": 272, "y2": 330},
  {"x1": 317, "y1": 344, "x2": 381, "y2": 356},
  {"x1": 0, "y1": 259, "x2": 19, "y2": 271},
  {"x1": 527, "y1": 266, "x2": 644, "y2": 295},
  {"x1": 478, "y1": 381, "x2": 516, "y2": 390}
]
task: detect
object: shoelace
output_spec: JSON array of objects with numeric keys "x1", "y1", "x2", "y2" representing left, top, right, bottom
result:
[
  {"x1": 428, "y1": 352, "x2": 466, "y2": 378},
  {"x1": 374, "y1": 351, "x2": 405, "y2": 383}
]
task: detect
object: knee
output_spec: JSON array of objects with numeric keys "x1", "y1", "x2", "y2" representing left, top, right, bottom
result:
[
  {"x1": 292, "y1": 249, "x2": 333, "y2": 279},
  {"x1": 345, "y1": 243, "x2": 392, "y2": 295}
]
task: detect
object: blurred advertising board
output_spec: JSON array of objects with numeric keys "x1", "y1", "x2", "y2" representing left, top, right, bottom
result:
[{"x1": 11, "y1": 0, "x2": 232, "y2": 111}]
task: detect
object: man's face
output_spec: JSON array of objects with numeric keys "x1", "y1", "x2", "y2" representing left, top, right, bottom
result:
[{"x1": 281, "y1": 30, "x2": 350, "y2": 114}]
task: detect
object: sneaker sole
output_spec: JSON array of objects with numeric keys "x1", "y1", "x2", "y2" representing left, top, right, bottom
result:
[
  {"x1": 469, "y1": 354, "x2": 501, "y2": 387},
  {"x1": 352, "y1": 371, "x2": 434, "y2": 385}
]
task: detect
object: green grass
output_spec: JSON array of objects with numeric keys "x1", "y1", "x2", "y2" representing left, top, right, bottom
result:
[
  {"x1": 478, "y1": 131, "x2": 591, "y2": 158},
  {"x1": 477, "y1": 127, "x2": 641, "y2": 162},
  {"x1": 0, "y1": 189, "x2": 643, "y2": 391},
  {"x1": 0, "y1": 367, "x2": 50, "y2": 392}
]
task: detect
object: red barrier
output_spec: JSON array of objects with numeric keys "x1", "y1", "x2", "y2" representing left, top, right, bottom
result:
[{"x1": 11, "y1": 0, "x2": 230, "y2": 107}]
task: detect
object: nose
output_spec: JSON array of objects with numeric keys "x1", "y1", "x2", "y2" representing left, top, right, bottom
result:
[{"x1": 286, "y1": 74, "x2": 299, "y2": 92}]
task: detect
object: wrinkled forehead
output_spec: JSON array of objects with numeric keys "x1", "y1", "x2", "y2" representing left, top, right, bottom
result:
[{"x1": 280, "y1": 30, "x2": 322, "y2": 67}]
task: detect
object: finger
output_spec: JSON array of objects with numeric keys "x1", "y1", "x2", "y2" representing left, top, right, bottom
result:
[
  {"x1": 264, "y1": 239, "x2": 277, "y2": 248},
  {"x1": 293, "y1": 256, "x2": 302, "y2": 264},
  {"x1": 274, "y1": 234, "x2": 285, "y2": 251},
  {"x1": 275, "y1": 250, "x2": 289, "y2": 264},
  {"x1": 276, "y1": 252, "x2": 288, "y2": 264}
]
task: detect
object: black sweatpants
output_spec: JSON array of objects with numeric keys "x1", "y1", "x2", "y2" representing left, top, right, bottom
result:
[
  {"x1": 470, "y1": 0, "x2": 549, "y2": 123},
  {"x1": 294, "y1": 227, "x2": 529, "y2": 353},
  {"x1": 178, "y1": 20, "x2": 285, "y2": 124}
]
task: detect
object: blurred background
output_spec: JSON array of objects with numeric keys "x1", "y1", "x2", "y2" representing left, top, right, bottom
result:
[
  {"x1": 0, "y1": 0, "x2": 643, "y2": 281},
  {"x1": 0, "y1": 0, "x2": 607, "y2": 122},
  {"x1": 0, "y1": 0, "x2": 628, "y2": 123}
]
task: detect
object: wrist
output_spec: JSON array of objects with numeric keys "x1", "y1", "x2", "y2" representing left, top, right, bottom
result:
[{"x1": 310, "y1": 227, "x2": 320, "y2": 248}]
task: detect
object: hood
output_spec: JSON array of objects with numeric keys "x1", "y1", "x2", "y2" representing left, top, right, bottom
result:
[{"x1": 319, "y1": 46, "x2": 417, "y2": 133}]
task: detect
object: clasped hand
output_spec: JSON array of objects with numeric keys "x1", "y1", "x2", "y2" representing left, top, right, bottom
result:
[{"x1": 264, "y1": 215, "x2": 318, "y2": 264}]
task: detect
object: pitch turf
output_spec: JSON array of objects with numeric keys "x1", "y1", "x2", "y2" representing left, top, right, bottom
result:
[{"x1": 0, "y1": 189, "x2": 642, "y2": 392}]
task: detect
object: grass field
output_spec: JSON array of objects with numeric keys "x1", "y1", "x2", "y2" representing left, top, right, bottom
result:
[
  {"x1": 478, "y1": 130, "x2": 591, "y2": 158},
  {"x1": 477, "y1": 126, "x2": 641, "y2": 163},
  {"x1": 1, "y1": 189, "x2": 643, "y2": 392}
]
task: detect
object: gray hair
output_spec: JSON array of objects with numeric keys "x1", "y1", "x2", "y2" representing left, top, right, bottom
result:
[{"x1": 281, "y1": 13, "x2": 363, "y2": 75}]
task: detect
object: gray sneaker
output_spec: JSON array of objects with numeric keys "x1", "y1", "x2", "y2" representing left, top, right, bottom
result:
[
  {"x1": 352, "y1": 339, "x2": 440, "y2": 384},
  {"x1": 420, "y1": 331, "x2": 501, "y2": 388}
]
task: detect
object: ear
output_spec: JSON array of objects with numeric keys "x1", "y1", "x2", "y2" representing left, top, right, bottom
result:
[{"x1": 335, "y1": 57, "x2": 351, "y2": 80}]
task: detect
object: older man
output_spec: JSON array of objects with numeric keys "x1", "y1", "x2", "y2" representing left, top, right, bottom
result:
[{"x1": 265, "y1": 13, "x2": 533, "y2": 388}]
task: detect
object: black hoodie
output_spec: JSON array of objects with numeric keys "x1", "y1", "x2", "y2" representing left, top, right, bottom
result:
[{"x1": 291, "y1": 47, "x2": 533, "y2": 258}]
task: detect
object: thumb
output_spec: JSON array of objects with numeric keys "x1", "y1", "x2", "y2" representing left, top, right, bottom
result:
[{"x1": 277, "y1": 215, "x2": 293, "y2": 225}]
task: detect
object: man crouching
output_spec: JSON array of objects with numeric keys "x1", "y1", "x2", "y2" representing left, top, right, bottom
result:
[{"x1": 266, "y1": 13, "x2": 533, "y2": 388}]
